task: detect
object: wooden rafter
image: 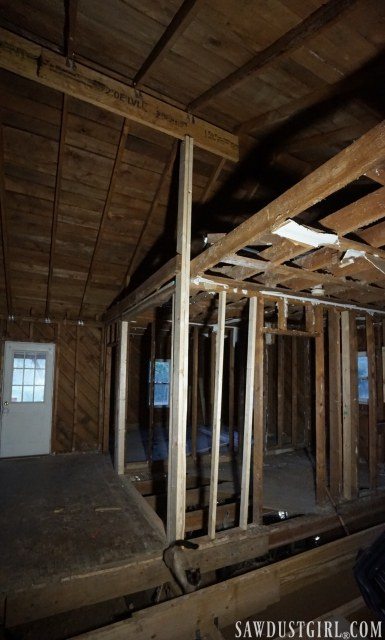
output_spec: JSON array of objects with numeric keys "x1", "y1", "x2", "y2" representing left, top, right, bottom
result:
[
  {"x1": 188, "y1": 0, "x2": 358, "y2": 111},
  {"x1": 0, "y1": 117, "x2": 11, "y2": 315},
  {"x1": 45, "y1": 93, "x2": 68, "y2": 318},
  {"x1": 124, "y1": 140, "x2": 178, "y2": 288},
  {"x1": 78, "y1": 119, "x2": 130, "y2": 318},
  {"x1": 133, "y1": 0, "x2": 203, "y2": 86},
  {"x1": 200, "y1": 157, "x2": 226, "y2": 204},
  {"x1": 238, "y1": 74, "x2": 383, "y2": 137},
  {"x1": 64, "y1": 0, "x2": 78, "y2": 63},
  {"x1": 190, "y1": 120, "x2": 385, "y2": 278},
  {"x1": 0, "y1": 28, "x2": 238, "y2": 161}
]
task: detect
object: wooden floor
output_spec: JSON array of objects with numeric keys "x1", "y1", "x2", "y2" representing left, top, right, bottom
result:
[{"x1": 0, "y1": 453, "x2": 166, "y2": 593}]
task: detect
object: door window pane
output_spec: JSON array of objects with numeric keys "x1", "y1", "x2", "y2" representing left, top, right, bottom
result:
[
  {"x1": 11, "y1": 386, "x2": 22, "y2": 402},
  {"x1": 35, "y1": 369, "x2": 45, "y2": 385},
  {"x1": 33, "y1": 386, "x2": 45, "y2": 402},
  {"x1": 13, "y1": 354, "x2": 24, "y2": 368},
  {"x1": 23, "y1": 369, "x2": 35, "y2": 385},
  {"x1": 36, "y1": 355, "x2": 46, "y2": 370},
  {"x1": 11, "y1": 351, "x2": 47, "y2": 403},
  {"x1": 24, "y1": 355, "x2": 36, "y2": 368},
  {"x1": 12, "y1": 369, "x2": 23, "y2": 385},
  {"x1": 22, "y1": 386, "x2": 34, "y2": 402}
]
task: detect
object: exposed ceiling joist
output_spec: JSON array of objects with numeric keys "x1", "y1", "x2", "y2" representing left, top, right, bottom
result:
[
  {"x1": 218, "y1": 253, "x2": 385, "y2": 301},
  {"x1": 188, "y1": 0, "x2": 358, "y2": 112},
  {"x1": 0, "y1": 28, "x2": 239, "y2": 161},
  {"x1": 0, "y1": 120, "x2": 11, "y2": 315},
  {"x1": 190, "y1": 119, "x2": 385, "y2": 278},
  {"x1": 358, "y1": 222, "x2": 385, "y2": 248},
  {"x1": 365, "y1": 164, "x2": 385, "y2": 186},
  {"x1": 78, "y1": 119, "x2": 130, "y2": 318},
  {"x1": 134, "y1": 0, "x2": 204, "y2": 87},
  {"x1": 321, "y1": 186, "x2": 385, "y2": 235},
  {"x1": 45, "y1": 93, "x2": 68, "y2": 318},
  {"x1": 191, "y1": 274, "x2": 385, "y2": 314}
]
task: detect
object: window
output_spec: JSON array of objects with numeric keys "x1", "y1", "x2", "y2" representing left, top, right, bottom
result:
[
  {"x1": 357, "y1": 352, "x2": 369, "y2": 404},
  {"x1": 11, "y1": 352, "x2": 46, "y2": 403},
  {"x1": 152, "y1": 359, "x2": 170, "y2": 407}
]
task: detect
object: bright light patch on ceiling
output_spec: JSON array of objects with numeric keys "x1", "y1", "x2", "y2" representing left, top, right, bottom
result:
[
  {"x1": 272, "y1": 219, "x2": 339, "y2": 248},
  {"x1": 341, "y1": 249, "x2": 366, "y2": 264}
]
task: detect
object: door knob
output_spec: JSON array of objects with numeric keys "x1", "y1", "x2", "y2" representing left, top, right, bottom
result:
[{"x1": 3, "y1": 401, "x2": 8, "y2": 407}]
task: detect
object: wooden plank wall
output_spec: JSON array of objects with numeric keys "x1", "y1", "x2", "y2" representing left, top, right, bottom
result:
[{"x1": 0, "y1": 319, "x2": 106, "y2": 452}]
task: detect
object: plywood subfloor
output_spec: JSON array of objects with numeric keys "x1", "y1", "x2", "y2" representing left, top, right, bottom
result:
[{"x1": 0, "y1": 453, "x2": 166, "y2": 592}]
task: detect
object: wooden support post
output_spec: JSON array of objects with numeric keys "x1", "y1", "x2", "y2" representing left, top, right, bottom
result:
[
  {"x1": 366, "y1": 315, "x2": 377, "y2": 490},
  {"x1": 191, "y1": 325, "x2": 199, "y2": 459},
  {"x1": 210, "y1": 328, "x2": 216, "y2": 423},
  {"x1": 114, "y1": 320, "x2": 128, "y2": 475},
  {"x1": 253, "y1": 297, "x2": 265, "y2": 523},
  {"x1": 291, "y1": 337, "x2": 298, "y2": 447},
  {"x1": 148, "y1": 321, "x2": 156, "y2": 461},
  {"x1": 375, "y1": 324, "x2": 384, "y2": 423},
  {"x1": 328, "y1": 309, "x2": 343, "y2": 501},
  {"x1": 303, "y1": 339, "x2": 312, "y2": 447},
  {"x1": 167, "y1": 135, "x2": 193, "y2": 543},
  {"x1": 208, "y1": 291, "x2": 226, "y2": 539},
  {"x1": 71, "y1": 324, "x2": 80, "y2": 451},
  {"x1": 277, "y1": 298, "x2": 287, "y2": 331},
  {"x1": 103, "y1": 343, "x2": 112, "y2": 453},
  {"x1": 98, "y1": 326, "x2": 106, "y2": 449},
  {"x1": 240, "y1": 297, "x2": 257, "y2": 529},
  {"x1": 341, "y1": 310, "x2": 358, "y2": 500},
  {"x1": 305, "y1": 304, "x2": 316, "y2": 333},
  {"x1": 315, "y1": 306, "x2": 326, "y2": 504},
  {"x1": 277, "y1": 335, "x2": 285, "y2": 447},
  {"x1": 228, "y1": 329, "x2": 235, "y2": 451}
]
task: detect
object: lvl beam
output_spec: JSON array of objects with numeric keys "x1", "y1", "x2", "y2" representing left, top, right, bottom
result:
[{"x1": 0, "y1": 28, "x2": 238, "y2": 161}]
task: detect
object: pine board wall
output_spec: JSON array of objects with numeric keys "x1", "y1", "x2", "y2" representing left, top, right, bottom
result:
[{"x1": 0, "y1": 319, "x2": 106, "y2": 453}]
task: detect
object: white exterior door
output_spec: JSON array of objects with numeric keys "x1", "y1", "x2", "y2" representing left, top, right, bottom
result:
[{"x1": 0, "y1": 341, "x2": 55, "y2": 457}]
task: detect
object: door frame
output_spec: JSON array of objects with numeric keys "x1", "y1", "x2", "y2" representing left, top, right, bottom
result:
[{"x1": 0, "y1": 340, "x2": 56, "y2": 457}]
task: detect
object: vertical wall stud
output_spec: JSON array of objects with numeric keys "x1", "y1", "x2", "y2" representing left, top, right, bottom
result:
[
  {"x1": 328, "y1": 309, "x2": 342, "y2": 501},
  {"x1": 239, "y1": 296, "x2": 257, "y2": 529},
  {"x1": 341, "y1": 310, "x2": 358, "y2": 500},
  {"x1": 366, "y1": 315, "x2": 377, "y2": 490},
  {"x1": 114, "y1": 320, "x2": 128, "y2": 475},
  {"x1": 167, "y1": 136, "x2": 193, "y2": 542},
  {"x1": 208, "y1": 291, "x2": 226, "y2": 539},
  {"x1": 191, "y1": 325, "x2": 199, "y2": 459},
  {"x1": 315, "y1": 306, "x2": 326, "y2": 504},
  {"x1": 252, "y1": 296, "x2": 265, "y2": 524}
]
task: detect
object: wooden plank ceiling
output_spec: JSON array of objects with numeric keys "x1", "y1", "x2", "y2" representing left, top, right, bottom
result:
[{"x1": 0, "y1": 0, "x2": 385, "y2": 319}]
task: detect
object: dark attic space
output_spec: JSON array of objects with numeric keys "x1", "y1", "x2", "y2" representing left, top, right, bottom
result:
[{"x1": 1, "y1": 1, "x2": 385, "y2": 638}]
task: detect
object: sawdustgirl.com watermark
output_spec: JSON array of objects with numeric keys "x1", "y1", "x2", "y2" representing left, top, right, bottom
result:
[{"x1": 234, "y1": 620, "x2": 383, "y2": 638}]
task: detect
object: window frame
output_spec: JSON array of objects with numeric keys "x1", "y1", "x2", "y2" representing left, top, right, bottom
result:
[
  {"x1": 150, "y1": 358, "x2": 171, "y2": 408},
  {"x1": 357, "y1": 350, "x2": 369, "y2": 405}
]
